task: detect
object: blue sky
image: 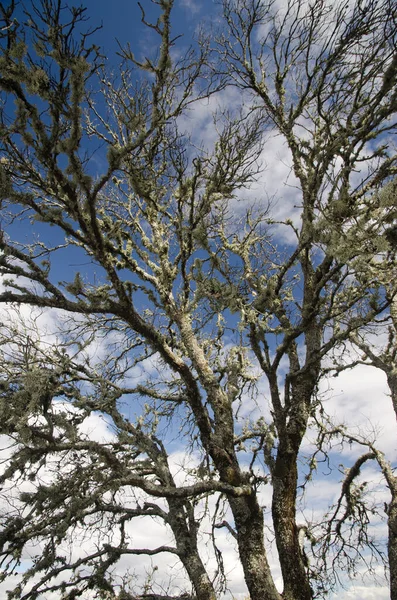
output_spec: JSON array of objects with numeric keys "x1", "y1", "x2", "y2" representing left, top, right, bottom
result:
[{"x1": 82, "y1": 0, "x2": 208, "y2": 65}]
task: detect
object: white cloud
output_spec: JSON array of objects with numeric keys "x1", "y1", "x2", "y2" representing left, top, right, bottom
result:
[
  {"x1": 341, "y1": 582, "x2": 389, "y2": 600},
  {"x1": 323, "y1": 365, "x2": 394, "y2": 458},
  {"x1": 179, "y1": 0, "x2": 202, "y2": 15}
]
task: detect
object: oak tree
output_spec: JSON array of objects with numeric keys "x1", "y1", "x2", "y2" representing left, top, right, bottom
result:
[{"x1": 0, "y1": 1, "x2": 396, "y2": 599}]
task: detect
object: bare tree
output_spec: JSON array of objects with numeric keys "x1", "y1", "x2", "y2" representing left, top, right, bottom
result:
[
  {"x1": 216, "y1": 0, "x2": 397, "y2": 598},
  {"x1": 322, "y1": 180, "x2": 397, "y2": 600},
  {"x1": 0, "y1": 1, "x2": 396, "y2": 599}
]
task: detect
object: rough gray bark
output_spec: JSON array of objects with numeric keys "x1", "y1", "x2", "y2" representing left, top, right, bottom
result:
[{"x1": 388, "y1": 492, "x2": 397, "y2": 600}]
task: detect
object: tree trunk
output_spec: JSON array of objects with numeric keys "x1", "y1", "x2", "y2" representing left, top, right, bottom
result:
[
  {"x1": 272, "y1": 442, "x2": 313, "y2": 600},
  {"x1": 168, "y1": 498, "x2": 217, "y2": 600},
  {"x1": 388, "y1": 371, "x2": 397, "y2": 425},
  {"x1": 228, "y1": 493, "x2": 282, "y2": 600},
  {"x1": 388, "y1": 495, "x2": 397, "y2": 600},
  {"x1": 387, "y1": 372, "x2": 397, "y2": 600}
]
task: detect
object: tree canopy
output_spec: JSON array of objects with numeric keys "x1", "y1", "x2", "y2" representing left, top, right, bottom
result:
[{"x1": 0, "y1": 1, "x2": 396, "y2": 599}]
